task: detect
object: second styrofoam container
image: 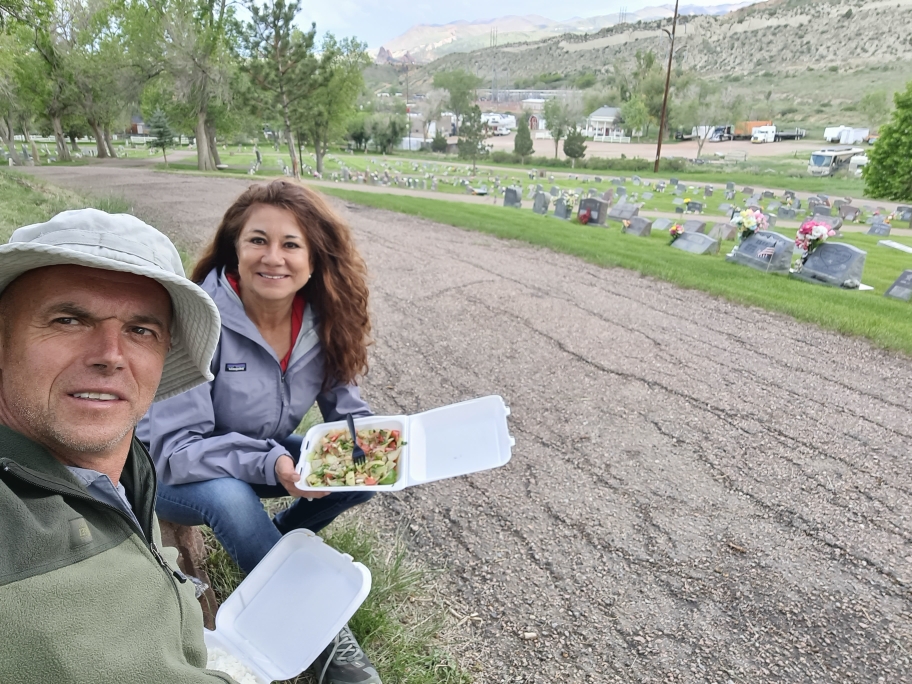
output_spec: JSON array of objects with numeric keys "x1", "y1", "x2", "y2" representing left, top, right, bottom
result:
[
  {"x1": 204, "y1": 529, "x2": 371, "y2": 683},
  {"x1": 295, "y1": 394, "x2": 514, "y2": 492}
]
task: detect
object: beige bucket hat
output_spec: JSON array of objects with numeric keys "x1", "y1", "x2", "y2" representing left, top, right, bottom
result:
[{"x1": 0, "y1": 208, "x2": 221, "y2": 401}]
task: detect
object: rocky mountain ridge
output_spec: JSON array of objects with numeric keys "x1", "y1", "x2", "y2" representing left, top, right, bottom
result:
[
  {"x1": 378, "y1": 3, "x2": 756, "y2": 64},
  {"x1": 411, "y1": 0, "x2": 912, "y2": 89}
]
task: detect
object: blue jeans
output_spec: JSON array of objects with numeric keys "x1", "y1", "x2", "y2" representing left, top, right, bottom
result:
[{"x1": 155, "y1": 435, "x2": 374, "y2": 573}]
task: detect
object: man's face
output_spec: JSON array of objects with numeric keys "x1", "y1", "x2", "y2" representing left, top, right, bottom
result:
[{"x1": 0, "y1": 265, "x2": 171, "y2": 464}]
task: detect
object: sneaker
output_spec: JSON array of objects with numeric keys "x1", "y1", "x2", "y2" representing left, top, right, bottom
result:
[{"x1": 312, "y1": 624, "x2": 381, "y2": 684}]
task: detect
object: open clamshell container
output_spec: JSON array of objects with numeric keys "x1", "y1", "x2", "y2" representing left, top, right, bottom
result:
[
  {"x1": 295, "y1": 395, "x2": 514, "y2": 492},
  {"x1": 204, "y1": 529, "x2": 371, "y2": 684}
]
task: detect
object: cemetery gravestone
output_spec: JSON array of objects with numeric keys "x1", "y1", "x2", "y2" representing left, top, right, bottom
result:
[
  {"x1": 670, "y1": 177, "x2": 679, "y2": 186},
  {"x1": 682, "y1": 220, "x2": 707, "y2": 234},
  {"x1": 778, "y1": 207, "x2": 797, "y2": 220},
  {"x1": 762, "y1": 191, "x2": 775, "y2": 200},
  {"x1": 553, "y1": 198, "x2": 571, "y2": 220},
  {"x1": 719, "y1": 203, "x2": 733, "y2": 214},
  {"x1": 656, "y1": 182, "x2": 666, "y2": 192},
  {"x1": 817, "y1": 216, "x2": 843, "y2": 232},
  {"x1": 672, "y1": 233, "x2": 720, "y2": 255},
  {"x1": 885, "y1": 270, "x2": 912, "y2": 301},
  {"x1": 792, "y1": 243, "x2": 866, "y2": 288},
  {"x1": 594, "y1": 177, "x2": 602, "y2": 183},
  {"x1": 813, "y1": 204, "x2": 833, "y2": 217},
  {"x1": 673, "y1": 186, "x2": 684, "y2": 196},
  {"x1": 672, "y1": 197, "x2": 685, "y2": 206},
  {"x1": 726, "y1": 231, "x2": 794, "y2": 275},
  {"x1": 624, "y1": 217, "x2": 652, "y2": 237},
  {"x1": 550, "y1": 186, "x2": 560, "y2": 197},
  {"x1": 533, "y1": 193, "x2": 551, "y2": 216},
  {"x1": 607, "y1": 202, "x2": 640, "y2": 223},
  {"x1": 868, "y1": 223, "x2": 891, "y2": 237},
  {"x1": 504, "y1": 187, "x2": 522, "y2": 208},
  {"x1": 839, "y1": 205, "x2": 861, "y2": 221},
  {"x1": 653, "y1": 218, "x2": 673, "y2": 233},
  {"x1": 725, "y1": 189, "x2": 736, "y2": 201},
  {"x1": 686, "y1": 201, "x2": 704, "y2": 213},
  {"x1": 768, "y1": 201, "x2": 781, "y2": 212},
  {"x1": 726, "y1": 182, "x2": 735, "y2": 191},
  {"x1": 642, "y1": 192, "x2": 654, "y2": 200},
  {"x1": 708, "y1": 222, "x2": 738, "y2": 241},
  {"x1": 579, "y1": 198, "x2": 611, "y2": 225},
  {"x1": 704, "y1": 186, "x2": 714, "y2": 198},
  {"x1": 588, "y1": 189, "x2": 598, "y2": 198},
  {"x1": 742, "y1": 187, "x2": 754, "y2": 195},
  {"x1": 602, "y1": 190, "x2": 614, "y2": 204}
]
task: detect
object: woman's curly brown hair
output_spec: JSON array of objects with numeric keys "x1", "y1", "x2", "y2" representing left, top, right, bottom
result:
[{"x1": 192, "y1": 180, "x2": 372, "y2": 387}]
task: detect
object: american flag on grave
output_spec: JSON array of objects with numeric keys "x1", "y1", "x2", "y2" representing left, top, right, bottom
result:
[{"x1": 757, "y1": 245, "x2": 777, "y2": 259}]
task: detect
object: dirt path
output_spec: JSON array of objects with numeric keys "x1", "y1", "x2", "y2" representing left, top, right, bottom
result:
[{"x1": 21, "y1": 164, "x2": 912, "y2": 683}]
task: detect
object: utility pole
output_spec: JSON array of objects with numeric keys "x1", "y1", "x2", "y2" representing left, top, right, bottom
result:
[{"x1": 654, "y1": 0, "x2": 680, "y2": 173}]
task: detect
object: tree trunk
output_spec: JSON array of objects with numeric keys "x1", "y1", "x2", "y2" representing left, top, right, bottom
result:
[
  {"x1": 0, "y1": 118, "x2": 22, "y2": 165},
  {"x1": 69, "y1": 134, "x2": 80, "y2": 152},
  {"x1": 88, "y1": 119, "x2": 109, "y2": 158},
  {"x1": 21, "y1": 127, "x2": 39, "y2": 166},
  {"x1": 206, "y1": 124, "x2": 221, "y2": 166},
  {"x1": 283, "y1": 127, "x2": 299, "y2": 179},
  {"x1": 315, "y1": 133, "x2": 325, "y2": 175},
  {"x1": 52, "y1": 116, "x2": 72, "y2": 161},
  {"x1": 195, "y1": 110, "x2": 216, "y2": 171},
  {"x1": 103, "y1": 126, "x2": 117, "y2": 158},
  {"x1": 554, "y1": 138, "x2": 559, "y2": 159}
]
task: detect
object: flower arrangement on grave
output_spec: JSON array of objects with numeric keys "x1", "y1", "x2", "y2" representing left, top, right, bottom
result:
[
  {"x1": 732, "y1": 209, "x2": 769, "y2": 241},
  {"x1": 578, "y1": 208, "x2": 592, "y2": 225},
  {"x1": 669, "y1": 223, "x2": 685, "y2": 243},
  {"x1": 794, "y1": 218, "x2": 836, "y2": 266},
  {"x1": 622, "y1": 219, "x2": 631, "y2": 230}
]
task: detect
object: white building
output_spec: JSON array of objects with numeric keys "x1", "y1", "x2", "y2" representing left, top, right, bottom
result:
[{"x1": 585, "y1": 106, "x2": 623, "y2": 138}]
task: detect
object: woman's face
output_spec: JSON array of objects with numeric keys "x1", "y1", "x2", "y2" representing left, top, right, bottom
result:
[{"x1": 236, "y1": 204, "x2": 312, "y2": 303}]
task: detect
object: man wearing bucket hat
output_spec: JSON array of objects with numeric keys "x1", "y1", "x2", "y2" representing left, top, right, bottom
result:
[{"x1": 0, "y1": 209, "x2": 234, "y2": 683}]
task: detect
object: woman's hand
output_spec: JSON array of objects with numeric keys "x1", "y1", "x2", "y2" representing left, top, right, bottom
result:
[{"x1": 275, "y1": 454, "x2": 330, "y2": 499}]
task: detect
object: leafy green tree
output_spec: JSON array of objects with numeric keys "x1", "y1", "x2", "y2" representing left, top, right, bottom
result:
[
  {"x1": 430, "y1": 128, "x2": 447, "y2": 153},
  {"x1": 621, "y1": 97, "x2": 649, "y2": 141},
  {"x1": 863, "y1": 82, "x2": 912, "y2": 201},
  {"x1": 513, "y1": 112, "x2": 534, "y2": 163},
  {"x1": 456, "y1": 104, "x2": 485, "y2": 173},
  {"x1": 542, "y1": 98, "x2": 570, "y2": 159},
  {"x1": 292, "y1": 34, "x2": 369, "y2": 174},
  {"x1": 147, "y1": 108, "x2": 174, "y2": 165},
  {"x1": 244, "y1": 0, "x2": 316, "y2": 179},
  {"x1": 369, "y1": 112, "x2": 407, "y2": 154},
  {"x1": 563, "y1": 126, "x2": 587, "y2": 168},
  {"x1": 432, "y1": 69, "x2": 481, "y2": 134},
  {"x1": 346, "y1": 111, "x2": 370, "y2": 151},
  {"x1": 859, "y1": 91, "x2": 890, "y2": 128}
]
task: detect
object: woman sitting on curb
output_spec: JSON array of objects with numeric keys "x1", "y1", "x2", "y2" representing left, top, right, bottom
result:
[{"x1": 139, "y1": 180, "x2": 381, "y2": 684}]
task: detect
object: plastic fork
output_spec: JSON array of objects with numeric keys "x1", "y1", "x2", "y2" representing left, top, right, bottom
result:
[{"x1": 345, "y1": 413, "x2": 366, "y2": 466}]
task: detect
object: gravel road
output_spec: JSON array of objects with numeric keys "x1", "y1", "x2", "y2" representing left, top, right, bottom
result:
[{"x1": 22, "y1": 164, "x2": 912, "y2": 683}]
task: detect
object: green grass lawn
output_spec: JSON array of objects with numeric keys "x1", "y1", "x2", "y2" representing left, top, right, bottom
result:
[{"x1": 319, "y1": 187, "x2": 912, "y2": 356}]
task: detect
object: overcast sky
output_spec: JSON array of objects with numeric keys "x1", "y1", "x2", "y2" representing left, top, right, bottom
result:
[{"x1": 302, "y1": 1, "x2": 747, "y2": 49}]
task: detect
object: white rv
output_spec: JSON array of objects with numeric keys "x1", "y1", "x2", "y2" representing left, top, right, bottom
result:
[{"x1": 807, "y1": 147, "x2": 864, "y2": 176}]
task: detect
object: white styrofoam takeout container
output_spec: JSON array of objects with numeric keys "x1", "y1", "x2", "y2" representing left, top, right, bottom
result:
[
  {"x1": 294, "y1": 395, "x2": 514, "y2": 492},
  {"x1": 203, "y1": 529, "x2": 371, "y2": 684}
]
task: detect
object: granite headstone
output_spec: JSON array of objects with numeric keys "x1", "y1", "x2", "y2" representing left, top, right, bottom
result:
[
  {"x1": 726, "y1": 231, "x2": 794, "y2": 275},
  {"x1": 672, "y1": 232, "x2": 720, "y2": 255},
  {"x1": 791, "y1": 243, "x2": 866, "y2": 287}
]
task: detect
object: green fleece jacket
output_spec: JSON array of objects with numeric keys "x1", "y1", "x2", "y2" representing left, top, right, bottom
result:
[{"x1": 0, "y1": 424, "x2": 237, "y2": 684}]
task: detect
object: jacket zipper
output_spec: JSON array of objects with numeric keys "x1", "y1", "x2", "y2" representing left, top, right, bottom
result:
[{"x1": 0, "y1": 461, "x2": 187, "y2": 584}]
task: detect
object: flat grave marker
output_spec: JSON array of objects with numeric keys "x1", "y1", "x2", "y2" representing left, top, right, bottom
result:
[
  {"x1": 885, "y1": 270, "x2": 912, "y2": 301},
  {"x1": 682, "y1": 220, "x2": 707, "y2": 234},
  {"x1": 624, "y1": 217, "x2": 653, "y2": 237},
  {"x1": 607, "y1": 202, "x2": 640, "y2": 223},
  {"x1": 792, "y1": 243, "x2": 866, "y2": 288},
  {"x1": 708, "y1": 222, "x2": 738, "y2": 241}
]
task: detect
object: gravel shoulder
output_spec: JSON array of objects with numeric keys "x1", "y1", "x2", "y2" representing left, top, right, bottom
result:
[{"x1": 21, "y1": 163, "x2": 912, "y2": 683}]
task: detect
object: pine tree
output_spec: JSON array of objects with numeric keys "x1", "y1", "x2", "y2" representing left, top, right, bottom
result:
[
  {"x1": 431, "y1": 128, "x2": 448, "y2": 153},
  {"x1": 147, "y1": 109, "x2": 174, "y2": 167},
  {"x1": 864, "y1": 82, "x2": 912, "y2": 201},
  {"x1": 563, "y1": 126, "x2": 588, "y2": 168},
  {"x1": 513, "y1": 113, "x2": 534, "y2": 164},
  {"x1": 457, "y1": 105, "x2": 486, "y2": 173}
]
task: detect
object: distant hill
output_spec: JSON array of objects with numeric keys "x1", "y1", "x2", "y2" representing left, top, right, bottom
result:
[
  {"x1": 377, "y1": 3, "x2": 757, "y2": 64},
  {"x1": 406, "y1": 0, "x2": 912, "y2": 127}
]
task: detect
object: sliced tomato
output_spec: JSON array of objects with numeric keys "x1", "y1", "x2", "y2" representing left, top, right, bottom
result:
[{"x1": 364, "y1": 476, "x2": 377, "y2": 485}]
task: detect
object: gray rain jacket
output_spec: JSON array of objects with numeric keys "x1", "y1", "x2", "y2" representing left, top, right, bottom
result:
[{"x1": 139, "y1": 267, "x2": 371, "y2": 486}]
